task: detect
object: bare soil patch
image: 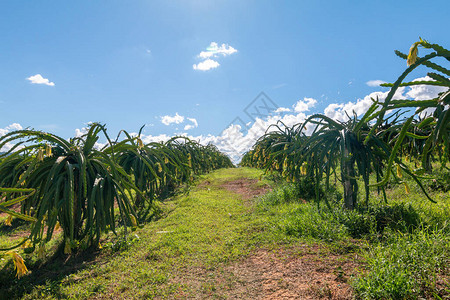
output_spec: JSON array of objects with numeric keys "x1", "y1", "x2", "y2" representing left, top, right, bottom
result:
[
  {"x1": 165, "y1": 245, "x2": 360, "y2": 299},
  {"x1": 222, "y1": 246, "x2": 359, "y2": 299},
  {"x1": 220, "y1": 179, "x2": 271, "y2": 200}
]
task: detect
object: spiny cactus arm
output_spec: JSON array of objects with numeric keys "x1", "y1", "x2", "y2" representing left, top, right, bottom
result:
[
  {"x1": 364, "y1": 52, "x2": 438, "y2": 145},
  {"x1": 370, "y1": 116, "x2": 414, "y2": 187},
  {"x1": 395, "y1": 50, "x2": 450, "y2": 76}
]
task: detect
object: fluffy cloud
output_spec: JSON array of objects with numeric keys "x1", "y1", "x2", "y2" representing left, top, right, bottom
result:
[
  {"x1": 7, "y1": 123, "x2": 23, "y2": 131},
  {"x1": 74, "y1": 122, "x2": 96, "y2": 138},
  {"x1": 324, "y1": 88, "x2": 407, "y2": 122},
  {"x1": 273, "y1": 98, "x2": 317, "y2": 115},
  {"x1": 0, "y1": 142, "x2": 16, "y2": 152},
  {"x1": 187, "y1": 118, "x2": 198, "y2": 127},
  {"x1": 193, "y1": 59, "x2": 220, "y2": 71},
  {"x1": 198, "y1": 42, "x2": 237, "y2": 59},
  {"x1": 366, "y1": 80, "x2": 386, "y2": 87},
  {"x1": 274, "y1": 107, "x2": 291, "y2": 113},
  {"x1": 293, "y1": 97, "x2": 317, "y2": 112},
  {"x1": 324, "y1": 77, "x2": 448, "y2": 122},
  {"x1": 184, "y1": 124, "x2": 195, "y2": 131},
  {"x1": 142, "y1": 98, "x2": 316, "y2": 163},
  {"x1": 405, "y1": 76, "x2": 448, "y2": 100},
  {"x1": 0, "y1": 123, "x2": 23, "y2": 136},
  {"x1": 26, "y1": 74, "x2": 55, "y2": 86},
  {"x1": 161, "y1": 113, "x2": 198, "y2": 130},
  {"x1": 184, "y1": 118, "x2": 198, "y2": 130},
  {"x1": 73, "y1": 78, "x2": 447, "y2": 163},
  {"x1": 136, "y1": 107, "x2": 312, "y2": 164},
  {"x1": 405, "y1": 76, "x2": 449, "y2": 118},
  {"x1": 215, "y1": 113, "x2": 310, "y2": 163},
  {"x1": 4, "y1": 77, "x2": 448, "y2": 164},
  {"x1": 193, "y1": 42, "x2": 237, "y2": 71},
  {"x1": 140, "y1": 133, "x2": 172, "y2": 144},
  {"x1": 0, "y1": 123, "x2": 24, "y2": 152},
  {"x1": 61, "y1": 77, "x2": 448, "y2": 165},
  {"x1": 161, "y1": 113, "x2": 185, "y2": 125},
  {"x1": 75, "y1": 127, "x2": 88, "y2": 138}
]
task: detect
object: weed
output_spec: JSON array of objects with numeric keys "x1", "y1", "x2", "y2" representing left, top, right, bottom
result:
[{"x1": 352, "y1": 229, "x2": 450, "y2": 299}]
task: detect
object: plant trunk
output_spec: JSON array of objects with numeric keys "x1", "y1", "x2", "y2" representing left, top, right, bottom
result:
[{"x1": 342, "y1": 152, "x2": 357, "y2": 210}]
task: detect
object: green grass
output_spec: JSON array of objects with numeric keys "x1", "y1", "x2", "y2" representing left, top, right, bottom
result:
[
  {"x1": 0, "y1": 218, "x2": 32, "y2": 250},
  {"x1": 353, "y1": 229, "x2": 450, "y2": 299},
  {"x1": 0, "y1": 167, "x2": 279, "y2": 299},
  {"x1": 1, "y1": 166, "x2": 449, "y2": 299},
  {"x1": 257, "y1": 171, "x2": 450, "y2": 299}
]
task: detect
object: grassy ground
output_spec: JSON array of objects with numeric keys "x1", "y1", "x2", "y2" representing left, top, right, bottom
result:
[
  {"x1": 257, "y1": 170, "x2": 450, "y2": 299},
  {"x1": 0, "y1": 168, "x2": 277, "y2": 299},
  {"x1": 0, "y1": 167, "x2": 449, "y2": 299}
]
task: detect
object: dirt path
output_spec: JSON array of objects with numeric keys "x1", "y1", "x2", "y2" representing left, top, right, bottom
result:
[
  {"x1": 224, "y1": 247, "x2": 356, "y2": 299},
  {"x1": 220, "y1": 178, "x2": 271, "y2": 200},
  {"x1": 212, "y1": 178, "x2": 356, "y2": 299},
  {"x1": 0, "y1": 169, "x2": 360, "y2": 299}
]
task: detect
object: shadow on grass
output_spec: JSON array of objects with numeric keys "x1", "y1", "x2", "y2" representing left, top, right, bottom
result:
[
  {"x1": 0, "y1": 242, "x2": 101, "y2": 299},
  {"x1": 0, "y1": 219, "x2": 30, "y2": 236}
]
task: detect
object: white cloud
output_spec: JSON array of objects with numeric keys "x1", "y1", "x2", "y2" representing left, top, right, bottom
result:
[
  {"x1": 0, "y1": 123, "x2": 24, "y2": 152},
  {"x1": 137, "y1": 99, "x2": 314, "y2": 163},
  {"x1": 73, "y1": 126, "x2": 106, "y2": 150},
  {"x1": 206, "y1": 110, "x2": 311, "y2": 163},
  {"x1": 216, "y1": 113, "x2": 309, "y2": 161},
  {"x1": 405, "y1": 76, "x2": 448, "y2": 100},
  {"x1": 78, "y1": 76, "x2": 449, "y2": 163},
  {"x1": 184, "y1": 117, "x2": 198, "y2": 130},
  {"x1": 140, "y1": 133, "x2": 172, "y2": 144},
  {"x1": 74, "y1": 122, "x2": 96, "y2": 138},
  {"x1": 194, "y1": 42, "x2": 237, "y2": 71},
  {"x1": 0, "y1": 129, "x2": 8, "y2": 137},
  {"x1": 4, "y1": 75, "x2": 447, "y2": 164},
  {"x1": 275, "y1": 107, "x2": 291, "y2": 113},
  {"x1": 0, "y1": 142, "x2": 17, "y2": 152},
  {"x1": 404, "y1": 76, "x2": 449, "y2": 118},
  {"x1": 193, "y1": 59, "x2": 220, "y2": 71},
  {"x1": 6, "y1": 123, "x2": 23, "y2": 131},
  {"x1": 0, "y1": 123, "x2": 23, "y2": 137},
  {"x1": 161, "y1": 113, "x2": 185, "y2": 125},
  {"x1": 198, "y1": 42, "x2": 237, "y2": 59},
  {"x1": 324, "y1": 88, "x2": 407, "y2": 122},
  {"x1": 293, "y1": 97, "x2": 317, "y2": 113},
  {"x1": 160, "y1": 113, "x2": 198, "y2": 130},
  {"x1": 366, "y1": 80, "x2": 386, "y2": 87},
  {"x1": 58, "y1": 76, "x2": 445, "y2": 165},
  {"x1": 26, "y1": 74, "x2": 55, "y2": 86},
  {"x1": 75, "y1": 127, "x2": 88, "y2": 138},
  {"x1": 187, "y1": 117, "x2": 198, "y2": 127}
]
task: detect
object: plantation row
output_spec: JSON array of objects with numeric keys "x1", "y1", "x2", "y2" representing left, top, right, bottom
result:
[
  {"x1": 241, "y1": 39, "x2": 450, "y2": 209},
  {"x1": 0, "y1": 124, "x2": 233, "y2": 276}
]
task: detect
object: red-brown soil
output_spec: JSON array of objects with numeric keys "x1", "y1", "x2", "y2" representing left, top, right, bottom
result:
[{"x1": 220, "y1": 178, "x2": 271, "y2": 200}]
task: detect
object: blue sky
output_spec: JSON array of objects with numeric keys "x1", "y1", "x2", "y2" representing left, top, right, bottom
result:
[{"x1": 1, "y1": 0, "x2": 449, "y2": 161}]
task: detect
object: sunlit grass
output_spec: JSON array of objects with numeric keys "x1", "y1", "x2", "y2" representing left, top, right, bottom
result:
[
  {"x1": 258, "y1": 170, "x2": 450, "y2": 298},
  {"x1": 0, "y1": 167, "x2": 278, "y2": 299},
  {"x1": 1, "y1": 166, "x2": 448, "y2": 299}
]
